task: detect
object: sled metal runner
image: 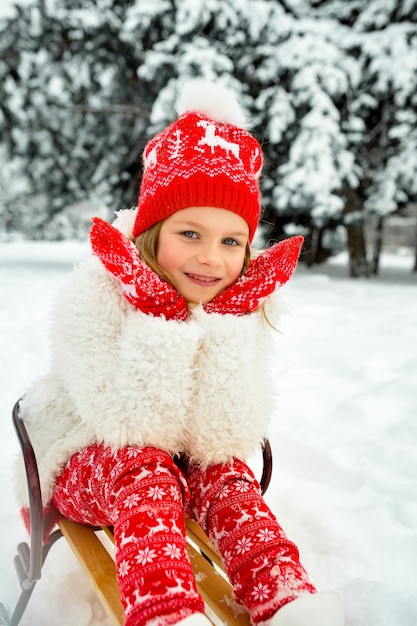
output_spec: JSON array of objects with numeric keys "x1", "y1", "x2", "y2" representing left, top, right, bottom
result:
[{"x1": 0, "y1": 399, "x2": 273, "y2": 626}]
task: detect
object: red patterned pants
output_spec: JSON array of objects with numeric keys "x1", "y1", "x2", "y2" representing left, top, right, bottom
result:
[{"x1": 53, "y1": 444, "x2": 315, "y2": 626}]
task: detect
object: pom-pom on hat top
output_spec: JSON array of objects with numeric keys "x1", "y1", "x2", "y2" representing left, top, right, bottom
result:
[{"x1": 132, "y1": 80, "x2": 263, "y2": 242}]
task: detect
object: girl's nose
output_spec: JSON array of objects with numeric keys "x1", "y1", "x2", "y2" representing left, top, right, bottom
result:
[{"x1": 197, "y1": 246, "x2": 222, "y2": 267}]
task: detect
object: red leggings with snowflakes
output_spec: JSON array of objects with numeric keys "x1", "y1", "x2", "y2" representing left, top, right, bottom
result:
[{"x1": 52, "y1": 444, "x2": 316, "y2": 626}]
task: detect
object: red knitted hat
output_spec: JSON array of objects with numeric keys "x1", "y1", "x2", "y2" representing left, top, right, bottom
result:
[{"x1": 132, "y1": 80, "x2": 263, "y2": 242}]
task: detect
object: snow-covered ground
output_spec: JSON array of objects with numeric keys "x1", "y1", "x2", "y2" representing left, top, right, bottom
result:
[{"x1": 1, "y1": 241, "x2": 416, "y2": 626}]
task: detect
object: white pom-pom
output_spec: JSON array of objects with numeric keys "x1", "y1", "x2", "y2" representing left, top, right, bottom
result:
[{"x1": 176, "y1": 79, "x2": 248, "y2": 129}]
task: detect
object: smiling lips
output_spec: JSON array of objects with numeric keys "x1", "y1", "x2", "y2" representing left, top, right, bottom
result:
[{"x1": 186, "y1": 273, "x2": 221, "y2": 286}]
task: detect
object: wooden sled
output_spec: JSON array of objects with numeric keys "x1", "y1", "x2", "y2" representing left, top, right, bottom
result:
[{"x1": 0, "y1": 399, "x2": 273, "y2": 626}]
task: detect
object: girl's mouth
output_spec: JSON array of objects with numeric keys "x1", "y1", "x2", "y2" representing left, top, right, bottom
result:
[{"x1": 186, "y1": 273, "x2": 221, "y2": 287}]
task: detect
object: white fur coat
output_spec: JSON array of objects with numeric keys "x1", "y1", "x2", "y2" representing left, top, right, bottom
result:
[{"x1": 14, "y1": 209, "x2": 286, "y2": 507}]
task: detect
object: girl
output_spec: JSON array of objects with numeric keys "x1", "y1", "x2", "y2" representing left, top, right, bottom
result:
[{"x1": 15, "y1": 81, "x2": 345, "y2": 626}]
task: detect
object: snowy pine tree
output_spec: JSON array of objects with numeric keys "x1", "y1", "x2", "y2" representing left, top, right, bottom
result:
[{"x1": 0, "y1": 0, "x2": 416, "y2": 274}]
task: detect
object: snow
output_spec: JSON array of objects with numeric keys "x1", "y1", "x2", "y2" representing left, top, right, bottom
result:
[
  {"x1": 0, "y1": 241, "x2": 417, "y2": 626},
  {"x1": 0, "y1": 0, "x2": 35, "y2": 20}
]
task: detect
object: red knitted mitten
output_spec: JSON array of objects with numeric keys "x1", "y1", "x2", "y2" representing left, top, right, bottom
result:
[
  {"x1": 90, "y1": 217, "x2": 189, "y2": 321},
  {"x1": 204, "y1": 235, "x2": 304, "y2": 315}
]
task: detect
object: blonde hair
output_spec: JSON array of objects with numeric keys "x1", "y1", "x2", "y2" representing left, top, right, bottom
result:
[{"x1": 133, "y1": 221, "x2": 251, "y2": 291}]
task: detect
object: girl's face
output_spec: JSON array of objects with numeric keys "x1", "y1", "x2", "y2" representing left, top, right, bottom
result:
[{"x1": 156, "y1": 206, "x2": 249, "y2": 304}]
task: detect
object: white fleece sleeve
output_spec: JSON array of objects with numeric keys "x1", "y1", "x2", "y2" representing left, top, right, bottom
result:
[{"x1": 49, "y1": 257, "x2": 202, "y2": 453}]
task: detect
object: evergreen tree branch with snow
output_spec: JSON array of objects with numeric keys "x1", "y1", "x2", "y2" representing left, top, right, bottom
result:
[{"x1": 0, "y1": 0, "x2": 416, "y2": 275}]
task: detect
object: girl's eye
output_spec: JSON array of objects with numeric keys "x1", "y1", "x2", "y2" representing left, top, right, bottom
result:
[
  {"x1": 182, "y1": 231, "x2": 198, "y2": 239},
  {"x1": 223, "y1": 238, "x2": 238, "y2": 246}
]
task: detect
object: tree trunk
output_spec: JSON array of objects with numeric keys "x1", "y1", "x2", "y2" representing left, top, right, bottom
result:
[
  {"x1": 342, "y1": 189, "x2": 369, "y2": 277},
  {"x1": 305, "y1": 227, "x2": 321, "y2": 267},
  {"x1": 414, "y1": 218, "x2": 417, "y2": 272},
  {"x1": 346, "y1": 225, "x2": 369, "y2": 277},
  {"x1": 370, "y1": 215, "x2": 384, "y2": 276}
]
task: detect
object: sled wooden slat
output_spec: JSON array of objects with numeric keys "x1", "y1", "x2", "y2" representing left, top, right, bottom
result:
[
  {"x1": 58, "y1": 518, "x2": 123, "y2": 626},
  {"x1": 187, "y1": 542, "x2": 251, "y2": 626},
  {"x1": 185, "y1": 518, "x2": 224, "y2": 571},
  {"x1": 186, "y1": 518, "x2": 252, "y2": 624},
  {"x1": 58, "y1": 517, "x2": 252, "y2": 626}
]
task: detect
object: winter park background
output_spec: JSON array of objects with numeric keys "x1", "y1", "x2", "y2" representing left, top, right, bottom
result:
[{"x1": 1, "y1": 0, "x2": 417, "y2": 625}]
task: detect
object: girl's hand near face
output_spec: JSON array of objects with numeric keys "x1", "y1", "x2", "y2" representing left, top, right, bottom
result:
[
  {"x1": 204, "y1": 235, "x2": 304, "y2": 316},
  {"x1": 90, "y1": 217, "x2": 189, "y2": 321}
]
